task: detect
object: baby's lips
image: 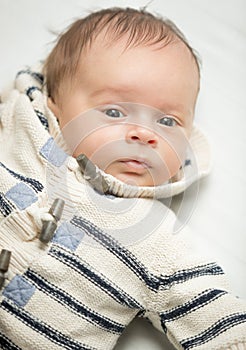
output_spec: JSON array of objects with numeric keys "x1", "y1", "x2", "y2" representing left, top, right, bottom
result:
[
  {"x1": 114, "y1": 157, "x2": 153, "y2": 176},
  {"x1": 122, "y1": 155, "x2": 153, "y2": 166},
  {"x1": 120, "y1": 158, "x2": 151, "y2": 169}
]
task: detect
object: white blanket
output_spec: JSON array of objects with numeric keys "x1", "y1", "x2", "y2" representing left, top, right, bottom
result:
[{"x1": 0, "y1": 1, "x2": 245, "y2": 349}]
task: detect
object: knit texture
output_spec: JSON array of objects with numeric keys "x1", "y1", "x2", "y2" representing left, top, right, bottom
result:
[{"x1": 0, "y1": 66, "x2": 245, "y2": 350}]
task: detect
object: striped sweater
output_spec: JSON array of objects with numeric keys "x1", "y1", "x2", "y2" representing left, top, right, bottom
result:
[{"x1": 0, "y1": 66, "x2": 245, "y2": 350}]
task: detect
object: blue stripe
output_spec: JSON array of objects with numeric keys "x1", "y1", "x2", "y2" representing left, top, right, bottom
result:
[
  {"x1": 0, "y1": 162, "x2": 43, "y2": 193},
  {"x1": 160, "y1": 289, "x2": 227, "y2": 332},
  {"x1": 0, "y1": 192, "x2": 15, "y2": 217},
  {"x1": 25, "y1": 269, "x2": 125, "y2": 334},
  {"x1": 159, "y1": 262, "x2": 224, "y2": 288},
  {"x1": 26, "y1": 86, "x2": 42, "y2": 101},
  {"x1": 71, "y1": 216, "x2": 160, "y2": 291},
  {"x1": 181, "y1": 312, "x2": 246, "y2": 349},
  {"x1": 16, "y1": 69, "x2": 44, "y2": 84},
  {"x1": 34, "y1": 109, "x2": 49, "y2": 131},
  {"x1": 71, "y1": 217, "x2": 223, "y2": 293},
  {"x1": 0, "y1": 333, "x2": 22, "y2": 350},
  {"x1": 136, "y1": 310, "x2": 146, "y2": 318},
  {"x1": 49, "y1": 245, "x2": 143, "y2": 310},
  {"x1": 1, "y1": 299, "x2": 96, "y2": 350}
]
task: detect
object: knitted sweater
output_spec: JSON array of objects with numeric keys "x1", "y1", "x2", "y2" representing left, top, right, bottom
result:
[{"x1": 0, "y1": 66, "x2": 245, "y2": 350}]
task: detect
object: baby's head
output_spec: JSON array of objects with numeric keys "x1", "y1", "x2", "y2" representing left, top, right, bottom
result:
[{"x1": 45, "y1": 7, "x2": 200, "y2": 187}]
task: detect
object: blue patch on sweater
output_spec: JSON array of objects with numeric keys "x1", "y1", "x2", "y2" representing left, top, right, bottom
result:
[
  {"x1": 3, "y1": 275, "x2": 36, "y2": 307},
  {"x1": 52, "y1": 221, "x2": 85, "y2": 251},
  {"x1": 5, "y1": 182, "x2": 37, "y2": 210},
  {"x1": 40, "y1": 137, "x2": 67, "y2": 167}
]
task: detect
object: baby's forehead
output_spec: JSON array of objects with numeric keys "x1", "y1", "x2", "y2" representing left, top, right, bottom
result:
[
  {"x1": 86, "y1": 23, "x2": 175, "y2": 51},
  {"x1": 83, "y1": 26, "x2": 198, "y2": 69},
  {"x1": 98, "y1": 25, "x2": 199, "y2": 87},
  {"x1": 82, "y1": 31, "x2": 199, "y2": 84},
  {"x1": 74, "y1": 35, "x2": 199, "y2": 122}
]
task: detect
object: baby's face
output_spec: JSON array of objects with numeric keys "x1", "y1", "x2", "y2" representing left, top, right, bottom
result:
[{"x1": 49, "y1": 36, "x2": 199, "y2": 187}]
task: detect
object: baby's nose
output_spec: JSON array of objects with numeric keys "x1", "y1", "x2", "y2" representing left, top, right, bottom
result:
[{"x1": 126, "y1": 127, "x2": 158, "y2": 147}]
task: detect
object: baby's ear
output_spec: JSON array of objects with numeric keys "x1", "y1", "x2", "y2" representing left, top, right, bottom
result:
[{"x1": 47, "y1": 97, "x2": 61, "y2": 120}]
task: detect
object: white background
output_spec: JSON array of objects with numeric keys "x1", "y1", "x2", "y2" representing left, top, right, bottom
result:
[{"x1": 0, "y1": 1, "x2": 245, "y2": 349}]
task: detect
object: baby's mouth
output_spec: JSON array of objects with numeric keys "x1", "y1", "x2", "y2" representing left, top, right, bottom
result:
[{"x1": 119, "y1": 158, "x2": 152, "y2": 172}]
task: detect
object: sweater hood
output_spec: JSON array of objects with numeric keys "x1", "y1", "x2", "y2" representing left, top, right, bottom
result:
[{"x1": 0, "y1": 65, "x2": 211, "y2": 200}]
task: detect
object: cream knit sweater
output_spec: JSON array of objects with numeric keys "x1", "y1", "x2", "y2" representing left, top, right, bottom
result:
[{"x1": 0, "y1": 66, "x2": 245, "y2": 350}]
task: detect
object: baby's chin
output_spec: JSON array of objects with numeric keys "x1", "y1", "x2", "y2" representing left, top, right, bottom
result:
[{"x1": 104, "y1": 170, "x2": 170, "y2": 187}]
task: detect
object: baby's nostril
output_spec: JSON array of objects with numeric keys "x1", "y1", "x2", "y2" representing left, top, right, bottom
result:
[{"x1": 131, "y1": 136, "x2": 139, "y2": 140}]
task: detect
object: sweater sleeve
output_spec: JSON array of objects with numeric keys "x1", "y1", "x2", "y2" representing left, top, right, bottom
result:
[{"x1": 145, "y1": 224, "x2": 246, "y2": 350}]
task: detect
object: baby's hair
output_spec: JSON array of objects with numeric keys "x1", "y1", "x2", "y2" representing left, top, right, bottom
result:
[{"x1": 44, "y1": 7, "x2": 200, "y2": 101}]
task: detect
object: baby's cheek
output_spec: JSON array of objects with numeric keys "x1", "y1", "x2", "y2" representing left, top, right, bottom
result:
[
  {"x1": 78, "y1": 124, "x2": 125, "y2": 156},
  {"x1": 73, "y1": 136, "x2": 97, "y2": 158},
  {"x1": 72, "y1": 128, "x2": 116, "y2": 159},
  {"x1": 159, "y1": 145, "x2": 183, "y2": 176}
]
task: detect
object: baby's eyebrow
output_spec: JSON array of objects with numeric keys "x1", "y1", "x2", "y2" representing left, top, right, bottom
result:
[{"x1": 89, "y1": 86, "x2": 135, "y2": 99}]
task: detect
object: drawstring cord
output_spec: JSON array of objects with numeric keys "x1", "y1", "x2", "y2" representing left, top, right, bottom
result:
[
  {"x1": 26, "y1": 206, "x2": 54, "y2": 233},
  {"x1": 0, "y1": 199, "x2": 65, "y2": 290}
]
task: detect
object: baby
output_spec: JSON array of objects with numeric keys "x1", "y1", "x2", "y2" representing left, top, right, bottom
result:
[
  {"x1": 0, "y1": 7, "x2": 245, "y2": 350},
  {"x1": 46, "y1": 7, "x2": 199, "y2": 189}
]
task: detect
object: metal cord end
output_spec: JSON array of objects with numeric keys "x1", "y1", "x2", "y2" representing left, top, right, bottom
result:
[
  {"x1": 39, "y1": 220, "x2": 57, "y2": 244},
  {"x1": 0, "y1": 249, "x2": 11, "y2": 289},
  {"x1": 49, "y1": 198, "x2": 65, "y2": 221},
  {"x1": 76, "y1": 154, "x2": 109, "y2": 194},
  {"x1": 76, "y1": 154, "x2": 96, "y2": 178}
]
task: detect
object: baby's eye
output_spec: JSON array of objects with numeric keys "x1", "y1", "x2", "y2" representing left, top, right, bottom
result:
[
  {"x1": 104, "y1": 109, "x2": 125, "y2": 118},
  {"x1": 157, "y1": 116, "x2": 177, "y2": 127}
]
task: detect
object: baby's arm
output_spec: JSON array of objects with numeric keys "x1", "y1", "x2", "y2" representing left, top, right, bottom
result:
[{"x1": 145, "y1": 221, "x2": 246, "y2": 350}]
